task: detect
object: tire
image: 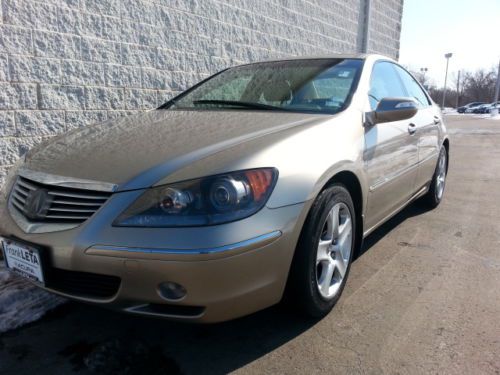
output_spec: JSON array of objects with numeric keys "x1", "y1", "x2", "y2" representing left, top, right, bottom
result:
[
  {"x1": 286, "y1": 184, "x2": 356, "y2": 318},
  {"x1": 421, "y1": 146, "x2": 448, "y2": 208}
]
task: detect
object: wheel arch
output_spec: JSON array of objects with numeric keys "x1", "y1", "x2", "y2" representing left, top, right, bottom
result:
[
  {"x1": 282, "y1": 169, "x2": 365, "y2": 306},
  {"x1": 294, "y1": 169, "x2": 365, "y2": 259}
]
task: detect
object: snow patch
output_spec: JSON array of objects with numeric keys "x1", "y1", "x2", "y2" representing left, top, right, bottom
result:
[
  {"x1": 0, "y1": 264, "x2": 66, "y2": 333},
  {"x1": 442, "y1": 108, "x2": 457, "y2": 114},
  {"x1": 476, "y1": 114, "x2": 500, "y2": 120}
]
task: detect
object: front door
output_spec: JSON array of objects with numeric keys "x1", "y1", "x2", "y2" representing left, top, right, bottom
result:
[
  {"x1": 364, "y1": 61, "x2": 419, "y2": 231},
  {"x1": 392, "y1": 64, "x2": 441, "y2": 190}
]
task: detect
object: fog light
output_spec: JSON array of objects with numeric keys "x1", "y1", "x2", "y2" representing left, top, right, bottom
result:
[{"x1": 158, "y1": 282, "x2": 187, "y2": 301}]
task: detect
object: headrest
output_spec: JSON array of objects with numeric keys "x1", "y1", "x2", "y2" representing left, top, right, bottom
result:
[
  {"x1": 262, "y1": 80, "x2": 292, "y2": 102},
  {"x1": 298, "y1": 82, "x2": 319, "y2": 100}
]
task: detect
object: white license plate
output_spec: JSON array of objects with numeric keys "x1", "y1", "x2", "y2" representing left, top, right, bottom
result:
[{"x1": 1, "y1": 238, "x2": 45, "y2": 284}]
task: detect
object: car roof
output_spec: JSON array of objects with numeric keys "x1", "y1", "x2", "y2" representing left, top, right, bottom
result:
[
  {"x1": 233, "y1": 53, "x2": 394, "y2": 68},
  {"x1": 261, "y1": 53, "x2": 369, "y2": 61}
]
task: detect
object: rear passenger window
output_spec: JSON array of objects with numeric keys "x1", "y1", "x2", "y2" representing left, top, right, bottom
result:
[
  {"x1": 394, "y1": 65, "x2": 431, "y2": 107},
  {"x1": 369, "y1": 62, "x2": 407, "y2": 110}
]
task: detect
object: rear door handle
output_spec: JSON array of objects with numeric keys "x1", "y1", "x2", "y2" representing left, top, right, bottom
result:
[
  {"x1": 433, "y1": 116, "x2": 441, "y2": 125},
  {"x1": 408, "y1": 123, "x2": 417, "y2": 135}
]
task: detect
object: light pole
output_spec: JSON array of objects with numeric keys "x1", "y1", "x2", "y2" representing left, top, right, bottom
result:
[
  {"x1": 441, "y1": 53, "x2": 453, "y2": 109},
  {"x1": 493, "y1": 59, "x2": 500, "y2": 116}
]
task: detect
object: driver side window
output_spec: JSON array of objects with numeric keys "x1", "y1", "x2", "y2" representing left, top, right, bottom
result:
[
  {"x1": 369, "y1": 62, "x2": 407, "y2": 110},
  {"x1": 393, "y1": 65, "x2": 431, "y2": 107}
]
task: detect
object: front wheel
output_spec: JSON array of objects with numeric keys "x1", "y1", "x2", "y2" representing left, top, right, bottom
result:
[
  {"x1": 421, "y1": 146, "x2": 448, "y2": 208},
  {"x1": 286, "y1": 184, "x2": 355, "y2": 318}
]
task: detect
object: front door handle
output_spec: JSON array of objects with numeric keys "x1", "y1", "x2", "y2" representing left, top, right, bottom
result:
[
  {"x1": 408, "y1": 123, "x2": 417, "y2": 135},
  {"x1": 433, "y1": 116, "x2": 441, "y2": 125}
]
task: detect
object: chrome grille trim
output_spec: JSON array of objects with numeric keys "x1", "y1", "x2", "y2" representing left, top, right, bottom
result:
[
  {"x1": 45, "y1": 214, "x2": 97, "y2": 220},
  {"x1": 12, "y1": 191, "x2": 27, "y2": 203},
  {"x1": 12, "y1": 199, "x2": 25, "y2": 212},
  {"x1": 48, "y1": 207, "x2": 97, "y2": 213},
  {"x1": 17, "y1": 168, "x2": 118, "y2": 192},
  {"x1": 8, "y1": 172, "x2": 114, "y2": 234},
  {"x1": 51, "y1": 198, "x2": 105, "y2": 206},
  {"x1": 17, "y1": 178, "x2": 38, "y2": 191},
  {"x1": 47, "y1": 190, "x2": 110, "y2": 200}
]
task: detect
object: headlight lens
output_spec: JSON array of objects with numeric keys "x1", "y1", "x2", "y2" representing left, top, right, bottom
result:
[{"x1": 113, "y1": 168, "x2": 278, "y2": 227}]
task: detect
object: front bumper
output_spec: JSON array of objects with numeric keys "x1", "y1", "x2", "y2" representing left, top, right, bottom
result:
[{"x1": 0, "y1": 189, "x2": 308, "y2": 322}]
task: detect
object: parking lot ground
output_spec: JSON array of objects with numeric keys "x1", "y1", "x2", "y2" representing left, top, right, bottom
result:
[{"x1": 1, "y1": 115, "x2": 499, "y2": 374}]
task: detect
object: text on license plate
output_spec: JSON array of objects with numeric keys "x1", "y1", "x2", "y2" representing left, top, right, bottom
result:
[{"x1": 1, "y1": 238, "x2": 44, "y2": 284}]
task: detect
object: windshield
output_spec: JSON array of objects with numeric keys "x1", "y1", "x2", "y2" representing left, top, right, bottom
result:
[{"x1": 161, "y1": 59, "x2": 363, "y2": 114}]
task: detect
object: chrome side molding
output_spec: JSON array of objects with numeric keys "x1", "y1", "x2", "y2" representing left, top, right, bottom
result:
[{"x1": 86, "y1": 230, "x2": 282, "y2": 258}]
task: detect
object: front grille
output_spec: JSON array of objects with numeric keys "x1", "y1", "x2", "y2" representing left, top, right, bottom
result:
[
  {"x1": 46, "y1": 267, "x2": 121, "y2": 299},
  {"x1": 10, "y1": 175, "x2": 112, "y2": 224}
]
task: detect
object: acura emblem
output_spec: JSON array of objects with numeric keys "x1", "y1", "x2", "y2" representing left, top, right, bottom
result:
[{"x1": 24, "y1": 189, "x2": 52, "y2": 220}]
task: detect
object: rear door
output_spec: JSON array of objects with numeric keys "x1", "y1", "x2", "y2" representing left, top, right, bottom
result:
[
  {"x1": 364, "y1": 61, "x2": 419, "y2": 231},
  {"x1": 393, "y1": 65, "x2": 440, "y2": 191}
]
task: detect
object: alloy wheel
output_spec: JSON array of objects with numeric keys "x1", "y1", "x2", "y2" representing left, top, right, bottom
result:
[
  {"x1": 316, "y1": 202, "x2": 353, "y2": 299},
  {"x1": 436, "y1": 151, "x2": 447, "y2": 200}
]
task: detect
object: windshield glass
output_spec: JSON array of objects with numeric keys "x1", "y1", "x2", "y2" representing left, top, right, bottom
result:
[{"x1": 163, "y1": 59, "x2": 363, "y2": 114}]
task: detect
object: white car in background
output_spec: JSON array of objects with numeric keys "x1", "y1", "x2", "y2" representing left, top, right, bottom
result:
[{"x1": 465, "y1": 104, "x2": 485, "y2": 113}]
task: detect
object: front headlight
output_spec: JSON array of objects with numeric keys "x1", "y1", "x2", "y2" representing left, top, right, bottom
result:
[{"x1": 113, "y1": 168, "x2": 278, "y2": 227}]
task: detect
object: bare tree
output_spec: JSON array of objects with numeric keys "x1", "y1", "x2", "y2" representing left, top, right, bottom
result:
[
  {"x1": 426, "y1": 67, "x2": 497, "y2": 107},
  {"x1": 409, "y1": 69, "x2": 432, "y2": 89},
  {"x1": 462, "y1": 69, "x2": 496, "y2": 103}
]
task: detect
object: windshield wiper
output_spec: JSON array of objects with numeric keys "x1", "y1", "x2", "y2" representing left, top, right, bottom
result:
[
  {"x1": 192, "y1": 100, "x2": 286, "y2": 111},
  {"x1": 157, "y1": 98, "x2": 177, "y2": 110}
]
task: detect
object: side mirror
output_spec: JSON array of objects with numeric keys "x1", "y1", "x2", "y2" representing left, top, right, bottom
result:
[{"x1": 366, "y1": 97, "x2": 418, "y2": 126}]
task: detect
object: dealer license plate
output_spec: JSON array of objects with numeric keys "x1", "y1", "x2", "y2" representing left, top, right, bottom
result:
[{"x1": 1, "y1": 238, "x2": 45, "y2": 284}]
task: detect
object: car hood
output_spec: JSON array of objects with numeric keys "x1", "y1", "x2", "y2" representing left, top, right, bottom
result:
[{"x1": 23, "y1": 110, "x2": 327, "y2": 191}]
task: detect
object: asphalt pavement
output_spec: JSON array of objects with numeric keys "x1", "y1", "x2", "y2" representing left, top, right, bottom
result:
[{"x1": 1, "y1": 114, "x2": 499, "y2": 374}]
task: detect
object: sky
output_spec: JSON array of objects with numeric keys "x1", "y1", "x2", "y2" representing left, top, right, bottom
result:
[{"x1": 399, "y1": 0, "x2": 500, "y2": 88}]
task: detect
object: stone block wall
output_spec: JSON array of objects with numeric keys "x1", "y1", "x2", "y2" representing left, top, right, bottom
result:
[{"x1": 0, "y1": 0, "x2": 403, "y2": 186}]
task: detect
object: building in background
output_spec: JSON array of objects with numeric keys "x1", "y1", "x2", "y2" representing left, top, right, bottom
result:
[{"x1": 0, "y1": 0, "x2": 403, "y2": 187}]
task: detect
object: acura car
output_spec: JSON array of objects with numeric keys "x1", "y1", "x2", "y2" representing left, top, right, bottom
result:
[{"x1": 0, "y1": 54, "x2": 449, "y2": 322}]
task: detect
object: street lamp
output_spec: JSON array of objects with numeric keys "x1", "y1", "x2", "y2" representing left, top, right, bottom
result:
[
  {"x1": 441, "y1": 53, "x2": 453, "y2": 109},
  {"x1": 420, "y1": 67, "x2": 428, "y2": 87}
]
